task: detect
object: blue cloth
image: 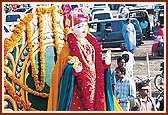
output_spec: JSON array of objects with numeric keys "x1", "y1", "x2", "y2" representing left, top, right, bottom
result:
[
  {"x1": 57, "y1": 64, "x2": 75, "y2": 111},
  {"x1": 104, "y1": 68, "x2": 115, "y2": 111},
  {"x1": 111, "y1": 70, "x2": 118, "y2": 83}
]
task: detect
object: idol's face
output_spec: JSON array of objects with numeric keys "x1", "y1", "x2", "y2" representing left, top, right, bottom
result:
[{"x1": 72, "y1": 22, "x2": 88, "y2": 39}]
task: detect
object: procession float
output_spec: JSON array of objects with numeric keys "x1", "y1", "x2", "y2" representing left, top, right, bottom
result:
[{"x1": 3, "y1": 5, "x2": 69, "y2": 111}]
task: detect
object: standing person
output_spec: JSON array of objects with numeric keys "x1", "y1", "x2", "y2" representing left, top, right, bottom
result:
[
  {"x1": 111, "y1": 56, "x2": 127, "y2": 87},
  {"x1": 47, "y1": 6, "x2": 122, "y2": 111},
  {"x1": 121, "y1": 47, "x2": 135, "y2": 78},
  {"x1": 152, "y1": 20, "x2": 161, "y2": 40},
  {"x1": 157, "y1": 24, "x2": 164, "y2": 56},
  {"x1": 130, "y1": 82, "x2": 157, "y2": 111},
  {"x1": 157, "y1": 24, "x2": 164, "y2": 40},
  {"x1": 140, "y1": 18, "x2": 149, "y2": 39},
  {"x1": 151, "y1": 22, "x2": 164, "y2": 56},
  {"x1": 122, "y1": 18, "x2": 136, "y2": 55},
  {"x1": 111, "y1": 56, "x2": 126, "y2": 82},
  {"x1": 115, "y1": 67, "x2": 136, "y2": 111}
]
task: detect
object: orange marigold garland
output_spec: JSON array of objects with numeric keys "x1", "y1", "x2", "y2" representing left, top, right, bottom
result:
[
  {"x1": 50, "y1": 6, "x2": 60, "y2": 55},
  {"x1": 4, "y1": 13, "x2": 34, "y2": 60},
  {"x1": 4, "y1": 75, "x2": 48, "y2": 111},
  {"x1": 4, "y1": 6, "x2": 64, "y2": 104}
]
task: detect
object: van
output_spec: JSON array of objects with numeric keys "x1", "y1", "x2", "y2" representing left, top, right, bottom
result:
[
  {"x1": 88, "y1": 18, "x2": 143, "y2": 48},
  {"x1": 126, "y1": 9, "x2": 152, "y2": 38}
]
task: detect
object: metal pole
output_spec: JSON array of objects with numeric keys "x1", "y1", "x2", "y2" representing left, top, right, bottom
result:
[{"x1": 146, "y1": 53, "x2": 151, "y2": 96}]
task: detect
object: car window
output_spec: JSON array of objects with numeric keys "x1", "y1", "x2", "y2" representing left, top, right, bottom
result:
[
  {"x1": 6, "y1": 14, "x2": 21, "y2": 22},
  {"x1": 71, "y1": 5, "x2": 78, "y2": 9},
  {"x1": 130, "y1": 11, "x2": 147, "y2": 17},
  {"x1": 105, "y1": 21, "x2": 122, "y2": 32},
  {"x1": 94, "y1": 13, "x2": 111, "y2": 20},
  {"x1": 89, "y1": 22, "x2": 101, "y2": 32},
  {"x1": 94, "y1": 4, "x2": 106, "y2": 7}
]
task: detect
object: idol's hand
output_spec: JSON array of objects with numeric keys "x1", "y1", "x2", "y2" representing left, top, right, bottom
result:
[
  {"x1": 105, "y1": 49, "x2": 112, "y2": 65},
  {"x1": 73, "y1": 60, "x2": 83, "y2": 73},
  {"x1": 68, "y1": 56, "x2": 83, "y2": 73}
]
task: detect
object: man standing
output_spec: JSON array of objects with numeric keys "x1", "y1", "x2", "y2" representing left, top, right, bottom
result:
[
  {"x1": 130, "y1": 82, "x2": 157, "y2": 111},
  {"x1": 115, "y1": 67, "x2": 136, "y2": 111},
  {"x1": 122, "y1": 18, "x2": 136, "y2": 55}
]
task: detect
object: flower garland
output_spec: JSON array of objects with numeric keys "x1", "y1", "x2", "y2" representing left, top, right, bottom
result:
[
  {"x1": 28, "y1": 7, "x2": 46, "y2": 91},
  {"x1": 4, "y1": 13, "x2": 34, "y2": 60},
  {"x1": 67, "y1": 33, "x2": 105, "y2": 110},
  {"x1": 4, "y1": 6, "x2": 65, "y2": 106},
  {"x1": 50, "y1": 6, "x2": 60, "y2": 55},
  {"x1": 4, "y1": 75, "x2": 48, "y2": 111},
  {"x1": 4, "y1": 13, "x2": 49, "y2": 99},
  {"x1": 4, "y1": 66, "x2": 49, "y2": 98}
]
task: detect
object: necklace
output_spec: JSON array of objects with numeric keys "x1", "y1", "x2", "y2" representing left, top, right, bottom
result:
[{"x1": 78, "y1": 38, "x2": 95, "y2": 72}]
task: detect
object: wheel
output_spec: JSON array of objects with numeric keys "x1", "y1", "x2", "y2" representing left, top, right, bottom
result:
[{"x1": 154, "y1": 74, "x2": 164, "y2": 91}]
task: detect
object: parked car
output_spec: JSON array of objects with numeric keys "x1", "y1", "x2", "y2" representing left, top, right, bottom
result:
[
  {"x1": 4, "y1": 12, "x2": 26, "y2": 28},
  {"x1": 154, "y1": 9, "x2": 164, "y2": 25},
  {"x1": 88, "y1": 18, "x2": 143, "y2": 48},
  {"x1": 126, "y1": 8, "x2": 152, "y2": 38},
  {"x1": 91, "y1": 10, "x2": 113, "y2": 21},
  {"x1": 135, "y1": 4, "x2": 154, "y2": 14}
]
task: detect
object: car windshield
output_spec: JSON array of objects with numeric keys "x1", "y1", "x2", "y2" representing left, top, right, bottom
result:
[
  {"x1": 94, "y1": 13, "x2": 111, "y2": 20},
  {"x1": 6, "y1": 14, "x2": 20, "y2": 22}
]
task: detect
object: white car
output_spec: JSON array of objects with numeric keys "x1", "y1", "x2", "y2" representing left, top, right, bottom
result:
[
  {"x1": 91, "y1": 10, "x2": 113, "y2": 21},
  {"x1": 4, "y1": 12, "x2": 26, "y2": 28}
]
